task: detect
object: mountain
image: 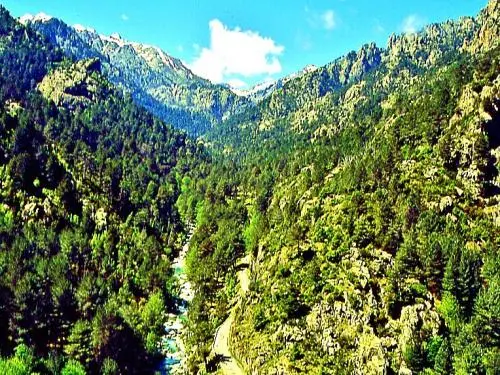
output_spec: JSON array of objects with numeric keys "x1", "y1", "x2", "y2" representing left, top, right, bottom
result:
[
  {"x1": 0, "y1": 6, "x2": 210, "y2": 373},
  {"x1": 2, "y1": 1, "x2": 500, "y2": 375},
  {"x1": 177, "y1": 1, "x2": 500, "y2": 374},
  {"x1": 201, "y1": 11, "x2": 486, "y2": 163},
  {"x1": 21, "y1": 14, "x2": 248, "y2": 136}
]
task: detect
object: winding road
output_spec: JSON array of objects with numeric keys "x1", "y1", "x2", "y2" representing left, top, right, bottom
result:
[
  {"x1": 162, "y1": 229, "x2": 250, "y2": 375},
  {"x1": 212, "y1": 255, "x2": 250, "y2": 375}
]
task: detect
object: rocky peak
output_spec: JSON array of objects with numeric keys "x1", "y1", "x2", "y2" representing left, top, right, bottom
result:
[
  {"x1": 323, "y1": 42, "x2": 382, "y2": 88},
  {"x1": 386, "y1": 16, "x2": 478, "y2": 68},
  {"x1": 73, "y1": 24, "x2": 96, "y2": 34},
  {"x1": 302, "y1": 65, "x2": 318, "y2": 74},
  {"x1": 19, "y1": 12, "x2": 52, "y2": 25},
  {"x1": 351, "y1": 42, "x2": 382, "y2": 77},
  {"x1": 466, "y1": 0, "x2": 499, "y2": 53},
  {"x1": 485, "y1": 0, "x2": 499, "y2": 14},
  {"x1": 110, "y1": 32, "x2": 122, "y2": 40}
]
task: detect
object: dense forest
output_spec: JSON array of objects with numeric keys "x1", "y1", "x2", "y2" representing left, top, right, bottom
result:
[
  {"x1": 179, "y1": 1, "x2": 500, "y2": 374},
  {"x1": 1, "y1": 1, "x2": 500, "y2": 374},
  {"x1": 0, "y1": 6, "x2": 210, "y2": 373}
]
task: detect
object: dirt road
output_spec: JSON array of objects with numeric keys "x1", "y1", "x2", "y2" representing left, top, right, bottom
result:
[{"x1": 212, "y1": 255, "x2": 250, "y2": 375}]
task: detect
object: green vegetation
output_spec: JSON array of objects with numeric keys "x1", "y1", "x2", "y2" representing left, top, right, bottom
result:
[
  {"x1": 0, "y1": 6, "x2": 209, "y2": 373},
  {"x1": 179, "y1": 1, "x2": 500, "y2": 374},
  {"x1": 26, "y1": 17, "x2": 250, "y2": 136},
  {"x1": 1, "y1": 1, "x2": 500, "y2": 374}
]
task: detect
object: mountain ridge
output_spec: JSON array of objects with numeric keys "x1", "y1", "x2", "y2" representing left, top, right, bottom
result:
[
  {"x1": 177, "y1": 1, "x2": 500, "y2": 374},
  {"x1": 22, "y1": 13, "x2": 249, "y2": 135},
  {"x1": 204, "y1": 8, "x2": 490, "y2": 156}
]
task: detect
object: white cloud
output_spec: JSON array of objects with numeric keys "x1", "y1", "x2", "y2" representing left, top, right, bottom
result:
[
  {"x1": 189, "y1": 19, "x2": 284, "y2": 84},
  {"x1": 322, "y1": 10, "x2": 336, "y2": 30},
  {"x1": 402, "y1": 14, "x2": 425, "y2": 34},
  {"x1": 121, "y1": 14, "x2": 129, "y2": 21}
]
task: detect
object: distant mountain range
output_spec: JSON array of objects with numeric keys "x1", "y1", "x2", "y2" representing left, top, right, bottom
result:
[
  {"x1": 19, "y1": 6, "x2": 497, "y2": 141},
  {"x1": 21, "y1": 13, "x2": 251, "y2": 135},
  {"x1": 231, "y1": 65, "x2": 319, "y2": 102},
  {"x1": 21, "y1": 13, "x2": 351, "y2": 136}
]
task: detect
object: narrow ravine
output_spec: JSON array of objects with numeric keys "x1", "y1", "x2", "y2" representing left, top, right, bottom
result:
[{"x1": 160, "y1": 225, "x2": 195, "y2": 374}]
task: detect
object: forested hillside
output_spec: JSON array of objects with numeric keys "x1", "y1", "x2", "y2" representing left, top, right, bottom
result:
[
  {"x1": 0, "y1": 6, "x2": 209, "y2": 373},
  {"x1": 180, "y1": 1, "x2": 500, "y2": 374},
  {"x1": 1, "y1": 1, "x2": 500, "y2": 374}
]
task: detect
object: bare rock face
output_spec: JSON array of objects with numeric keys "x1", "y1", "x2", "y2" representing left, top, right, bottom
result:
[
  {"x1": 466, "y1": 0, "x2": 500, "y2": 53},
  {"x1": 386, "y1": 17, "x2": 478, "y2": 69},
  {"x1": 38, "y1": 58, "x2": 110, "y2": 108}
]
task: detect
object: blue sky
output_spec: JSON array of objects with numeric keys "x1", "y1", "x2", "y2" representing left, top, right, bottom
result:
[{"x1": 2, "y1": 0, "x2": 487, "y2": 88}]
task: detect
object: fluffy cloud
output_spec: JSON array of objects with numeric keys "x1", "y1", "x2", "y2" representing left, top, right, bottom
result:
[
  {"x1": 121, "y1": 14, "x2": 129, "y2": 21},
  {"x1": 189, "y1": 19, "x2": 284, "y2": 84},
  {"x1": 402, "y1": 14, "x2": 425, "y2": 34}
]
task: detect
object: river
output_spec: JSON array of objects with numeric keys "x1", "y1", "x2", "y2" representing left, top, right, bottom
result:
[{"x1": 159, "y1": 226, "x2": 195, "y2": 374}]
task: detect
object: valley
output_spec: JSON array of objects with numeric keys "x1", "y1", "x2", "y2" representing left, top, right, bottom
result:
[{"x1": 0, "y1": 1, "x2": 499, "y2": 374}]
